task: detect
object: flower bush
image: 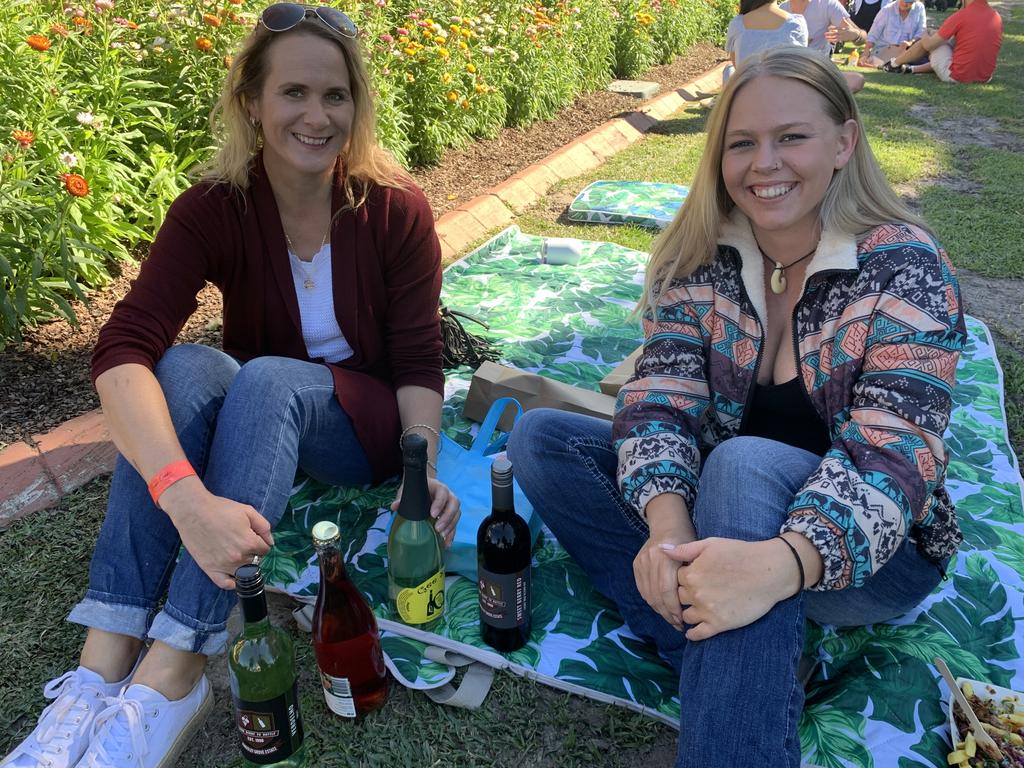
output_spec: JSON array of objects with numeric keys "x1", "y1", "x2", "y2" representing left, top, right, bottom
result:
[{"x1": 0, "y1": 0, "x2": 732, "y2": 344}]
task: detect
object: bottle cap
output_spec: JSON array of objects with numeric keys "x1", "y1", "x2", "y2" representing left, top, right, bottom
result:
[
  {"x1": 491, "y1": 456, "x2": 513, "y2": 486},
  {"x1": 234, "y1": 564, "x2": 264, "y2": 597},
  {"x1": 402, "y1": 432, "x2": 428, "y2": 467},
  {"x1": 312, "y1": 520, "x2": 341, "y2": 545}
]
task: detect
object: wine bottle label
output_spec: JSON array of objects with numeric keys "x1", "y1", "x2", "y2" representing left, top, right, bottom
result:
[
  {"x1": 396, "y1": 570, "x2": 445, "y2": 625},
  {"x1": 319, "y1": 671, "x2": 357, "y2": 718},
  {"x1": 479, "y1": 566, "x2": 530, "y2": 630},
  {"x1": 233, "y1": 681, "x2": 304, "y2": 765}
]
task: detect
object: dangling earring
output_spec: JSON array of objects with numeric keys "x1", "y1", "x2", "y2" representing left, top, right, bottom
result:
[{"x1": 249, "y1": 115, "x2": 259, "y2": 129}]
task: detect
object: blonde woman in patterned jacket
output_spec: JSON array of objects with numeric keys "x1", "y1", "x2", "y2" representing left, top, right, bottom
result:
[{"x1": 509, "y1": 46, "x2": 964, "y2": 768}]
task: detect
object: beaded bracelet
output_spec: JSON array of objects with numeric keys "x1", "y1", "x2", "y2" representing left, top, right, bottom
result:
[{"x1": 775, "y1": 535, "x2": 806, "y2": 597}]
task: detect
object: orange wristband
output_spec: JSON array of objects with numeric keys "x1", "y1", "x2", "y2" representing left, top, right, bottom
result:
[{"x1": 147, "y1": 460, "x2": 198, "y2": 506}]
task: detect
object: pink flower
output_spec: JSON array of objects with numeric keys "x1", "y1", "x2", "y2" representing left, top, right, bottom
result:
[
  {"x1": 380, "y1": 33, "x2": 394, "y2": 42},
  {"x1": 94, "y1": 0, "x2": 114, "y2": 11},
  {"x1": 396, "y1": 26, "x2": 410, "y2": 35},
  {"x1": 375, "y1": 0, "x2": 386, "y2": 6}
]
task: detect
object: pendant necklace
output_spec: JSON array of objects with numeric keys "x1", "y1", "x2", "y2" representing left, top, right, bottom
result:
[
  {"x1": 760, "y1": 243, "x2": 818, "y2": 295},
  {"x1": 284, "y1": 229, "x2": 329, "y2": 290}
]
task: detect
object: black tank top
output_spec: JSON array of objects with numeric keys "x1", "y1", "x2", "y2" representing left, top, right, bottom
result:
[{"x1": 740, "y1": 377, "x2": 831, "y2": 456}]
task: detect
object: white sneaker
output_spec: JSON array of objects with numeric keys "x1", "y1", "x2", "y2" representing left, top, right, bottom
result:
[
  {"x1": 1, "y1": 667, "x2": 125, "y2": 768},
  {"x1": 75, "y1": 676, "x2": 213, "y2": 768}
]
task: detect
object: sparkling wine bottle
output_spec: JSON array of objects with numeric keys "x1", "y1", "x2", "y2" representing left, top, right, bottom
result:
[
  {"x1": 387, "y1": 433, "x2": 445, "y2": 630},
  {"x1": 478, "y1": 457, "x2": 532, "y2": 652},
  {"x1": 311, "y1": 520, "x2": 388, "y2": 719},
  {"x1": 228, "y1": 564, "x2": 305, "y2": 768}
]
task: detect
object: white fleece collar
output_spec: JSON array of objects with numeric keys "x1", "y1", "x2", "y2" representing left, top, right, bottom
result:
[{"x1": 717, "y1": 209, "x2": 858, "y2": 327}]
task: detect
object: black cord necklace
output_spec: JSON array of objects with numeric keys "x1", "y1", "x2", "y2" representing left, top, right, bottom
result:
[{"x1": 760, "y1": 243, "x2": 818, "y2": 294}]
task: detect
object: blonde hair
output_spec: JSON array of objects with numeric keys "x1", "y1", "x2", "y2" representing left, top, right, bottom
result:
[
  {"x1": 642, "y1": 46, "x2": 929, "y2": 316},
  {"x1": 203, "y1": 18, "x2": 410, "y2": 209}
]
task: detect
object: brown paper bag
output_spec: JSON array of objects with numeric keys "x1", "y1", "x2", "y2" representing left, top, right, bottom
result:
[
  {"x1": 598, "y1": 346, "x2": 643, "y2": 397},
  {"x1": 463, "y1": 362, "x2": 616, "y2": 431}
]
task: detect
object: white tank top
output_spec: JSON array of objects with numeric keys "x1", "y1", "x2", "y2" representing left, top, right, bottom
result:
[{"x1": 287, "y1": 243, "x2": 354, "y2": 363}]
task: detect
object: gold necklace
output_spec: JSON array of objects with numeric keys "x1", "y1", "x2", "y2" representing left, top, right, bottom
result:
[
  {"x1": 284, "y1": 229, "x2": 329, "y2": 290},
  {"x1": 760, "y1": 243, "x2": 818, "y2": 294}
]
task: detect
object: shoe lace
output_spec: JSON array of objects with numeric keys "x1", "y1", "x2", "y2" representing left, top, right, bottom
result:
[
  {"x1": 84, "y1": 698, "x2": 151, "y2": 767},
  {"x1": 14, "y1": 671, "x2": 103, "y2": 762}
]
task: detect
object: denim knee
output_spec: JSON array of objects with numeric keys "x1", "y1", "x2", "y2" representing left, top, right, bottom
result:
[
  {"x1": 227, "y1": 356, "x2": 326, "y2": 418},
  {"x1": 693, "y1": 436, "x2": 816, "y2": 542},
  {"x1": 155, "y1": 344, "x2": 239, "y2": 415}
]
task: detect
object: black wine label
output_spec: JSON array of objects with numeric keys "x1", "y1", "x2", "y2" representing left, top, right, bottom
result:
[
  {"x1": 478, "y1": 566, "x2": 530, "y2": 630},
  {"x1": 233, "y1": 681, "x2": 305, "y2": 765}
]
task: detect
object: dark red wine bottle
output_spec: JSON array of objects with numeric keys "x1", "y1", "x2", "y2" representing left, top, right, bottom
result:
[{"x1": 477, "y1": 457, "x2": 532, "y2": 652}]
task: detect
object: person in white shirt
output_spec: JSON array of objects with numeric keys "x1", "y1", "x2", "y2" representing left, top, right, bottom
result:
[
  {"x1": 861, "y1": 0, "x2": 928, "y2": 67},
  {"x1": 780, "y1": 0, "x2": 868, "y2": 91}
]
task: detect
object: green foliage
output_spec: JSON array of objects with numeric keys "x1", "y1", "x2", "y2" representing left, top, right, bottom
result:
[{"x1": 0, "y1": 0, "x2": 731, "y2": 344}]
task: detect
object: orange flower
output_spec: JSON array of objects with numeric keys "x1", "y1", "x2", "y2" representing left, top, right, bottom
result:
[
  {"x1": 195, "y1": 37, "x2": 214, "y2": 51},
  {"x1": 228, "y1": 0, "x2": 242, "y2": 4},
  {"x1": 26, "y1": 34, "x2": 52, "y2": 51},
  {"x1": 446, "y1": 90, "x2": 458, "y2": 102},
  {"x1": 465, "y1": 63, "x2": 476, "y2": 73},
  {"x1": 460, "y1": 98, "x2": 470, "y2": 109},
  {"x1": 202, "y1": 13, "x2": 222, "y2": 27},
  {"x1": 61, "y1": 173, "x2": 90, "y2": 198},
  {"x1": 49, "y1": 23, "x2": 70, "y2": 37},
  {"x1": 11, "y1": 129, "x2": 34, "y2": 148},
  {"x1": 72, "y1": 17, "x2": 94, "y2": 32},
  {"x1": 223, "y1": 55, "x2": 234, "y2": 68}
]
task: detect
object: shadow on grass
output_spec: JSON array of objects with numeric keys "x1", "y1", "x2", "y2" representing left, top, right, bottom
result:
[{"x1": 645, "y1": 111, "x2": 708, "y2": 137}]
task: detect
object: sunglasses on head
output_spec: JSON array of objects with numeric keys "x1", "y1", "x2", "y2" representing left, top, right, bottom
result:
[{"x1": 258, "y1": 3, "x2": 358, "y2": 38}]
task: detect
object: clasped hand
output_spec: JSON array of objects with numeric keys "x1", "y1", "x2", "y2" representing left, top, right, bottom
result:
[{"x1": 640, "y1": 537, "x2": 800, "y2": 641}]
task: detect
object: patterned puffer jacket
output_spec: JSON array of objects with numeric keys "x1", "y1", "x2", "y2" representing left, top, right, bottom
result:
[{"x1": 613, "y1": 211, "x2": 966, "y2": 591}]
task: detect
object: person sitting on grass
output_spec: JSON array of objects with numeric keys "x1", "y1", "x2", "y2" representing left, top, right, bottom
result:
[
  {"x1": 509, "y1": 46, "x2": 964, "y2": 768},
  {"x1": 778, "y1": 0, "x2": 868, "y2": 91},
  {"x1": 1, "y1": 5, "x2": 460, "y2": 768},
  {"x1": 724, "y1": 0, "x2": 809, "y2": 81},
  {"x1": 860, "y1": 0, "x2": 928, "y2": 68},
  {"x1": 882, "y1": 0, "x2": 1002, "y2": 80}
]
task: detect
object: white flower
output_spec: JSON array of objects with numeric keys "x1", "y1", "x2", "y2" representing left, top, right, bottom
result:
[
  {"x1": 59, "y1": 152, "x2": 79, "y2": 167},
  {"x1": 510, "y1": 50, "x2": 519, "y2": 62},
  {"x1": 153, "y1": 36, "x2": 166, "y2": 45},
  {"x1": 76, "y1": 111, "x2": 95, "y2": 126},
  {"x1": 481, "y1": 45, "x2": 496, "y2": 56}
]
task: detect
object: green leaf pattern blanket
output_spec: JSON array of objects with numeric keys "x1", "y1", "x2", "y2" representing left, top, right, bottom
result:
[{"x1": 263, "y1": 227, "x2": 1024, "y2": 768}]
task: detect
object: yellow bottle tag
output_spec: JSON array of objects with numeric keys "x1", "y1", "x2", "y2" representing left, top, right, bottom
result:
[{"x1": 396, "y1": 570, "x2": 445, "y2": 625}]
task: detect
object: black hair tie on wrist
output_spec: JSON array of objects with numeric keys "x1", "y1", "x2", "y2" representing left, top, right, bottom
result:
[{"x1": 775, "y1": 535, "x2": 806, "y2": 597}]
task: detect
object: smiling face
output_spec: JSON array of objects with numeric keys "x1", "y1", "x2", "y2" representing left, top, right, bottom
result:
[
  {"x1": 249, "y1": 30, "x2": 354, "y2": 184},
  {"x1": 720, "y1": 75, "x2": 857, "y2": 248}
]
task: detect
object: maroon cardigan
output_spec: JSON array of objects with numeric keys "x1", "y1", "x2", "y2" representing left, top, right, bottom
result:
[{"x1": 92, "y1": 157, "x2": 444, "y2": 482}]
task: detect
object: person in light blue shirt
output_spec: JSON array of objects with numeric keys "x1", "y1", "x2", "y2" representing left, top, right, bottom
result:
[
  {"x1": 862, "y1": 0, "x2": 928, "y2": 66},
  {"x1": 726, "y1": 0, "x2": 809, "y2": 67}
]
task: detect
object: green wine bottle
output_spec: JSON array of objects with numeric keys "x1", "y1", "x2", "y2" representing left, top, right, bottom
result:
[
  {"x1": 228, "y1": 564, "x2": 306, "y2": 767},
  {"x1": 387, "y1": 433, "x2": 445, "y2": 630}
]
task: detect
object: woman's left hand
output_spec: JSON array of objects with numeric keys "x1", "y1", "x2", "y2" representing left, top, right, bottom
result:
[
  {"x1": 661, "y1": 537, "x2": 801, "y2": 641},
  {"x1": 391, "y1": 478, "x2": 461, "y2": 548}
]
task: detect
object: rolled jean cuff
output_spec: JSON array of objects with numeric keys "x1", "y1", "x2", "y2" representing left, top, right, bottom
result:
[
  {"x1": 67, "y1": 592, "x2": 152, "y2": 640},
  {"x1": 149, "y1": 603, "x2": 229, "y2": 656}
]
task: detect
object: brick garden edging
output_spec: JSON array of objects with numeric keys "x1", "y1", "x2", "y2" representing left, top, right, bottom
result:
[{"x1": 0, "y1": 61, "x2": 728, "y2": 529}]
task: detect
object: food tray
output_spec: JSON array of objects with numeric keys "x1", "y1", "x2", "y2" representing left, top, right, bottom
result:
[{"x1": 948, "y1": 676, "x2": 1024, "y2": 747}]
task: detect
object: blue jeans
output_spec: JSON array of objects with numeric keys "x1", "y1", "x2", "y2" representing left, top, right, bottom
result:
[
  {"x1": 508, "y1": 410, "x2": 944, "y2": 768},
  {"x1": 68, "y1": 344, "x2": 373, "y2": 655}
]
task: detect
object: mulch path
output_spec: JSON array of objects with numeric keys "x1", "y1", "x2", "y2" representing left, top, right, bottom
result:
[{"x1": 0, "y1": 45, "x2": 725, "y2": 451}]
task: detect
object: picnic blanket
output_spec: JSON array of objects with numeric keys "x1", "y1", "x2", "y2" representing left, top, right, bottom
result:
[
  {"x1": 262, "y1": 226, "x2": 1024, "y2": 768},
  {"x1": 567, "y1": 180, "x2": 688, "y2": 230}
]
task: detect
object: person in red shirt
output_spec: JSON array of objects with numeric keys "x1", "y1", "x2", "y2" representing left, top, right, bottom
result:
[
  {"x1": 882, "y1": 0, "x2": 1003, "y2": 81},
  {"x1": 2, "y1": 5, "x2": 461, "y2": 768}
]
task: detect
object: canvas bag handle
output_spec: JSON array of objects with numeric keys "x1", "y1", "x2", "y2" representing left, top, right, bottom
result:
[{"x1": 468, "y1": 396, "x2": 523, "y2": 456}]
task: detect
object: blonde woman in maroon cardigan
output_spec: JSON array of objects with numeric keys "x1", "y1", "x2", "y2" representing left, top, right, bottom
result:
[{"x1": 2, "y1": 7, "x2": 459, "y2": 768}]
